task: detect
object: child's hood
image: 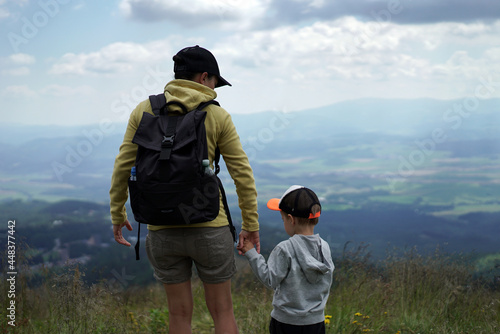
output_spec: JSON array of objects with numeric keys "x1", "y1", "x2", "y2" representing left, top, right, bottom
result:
[{"x1": 289, "y1": 234, "x2": 333, "y2": 284}]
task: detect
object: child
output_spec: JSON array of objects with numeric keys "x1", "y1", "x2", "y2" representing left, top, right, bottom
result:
[{"x1": 240, "y1": 185, "x2": 334, "y2": 334}]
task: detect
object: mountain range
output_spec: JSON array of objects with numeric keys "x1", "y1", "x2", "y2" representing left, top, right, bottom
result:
[{"x1": 1, "y1": 97, "x2": 499, "y2": 258}]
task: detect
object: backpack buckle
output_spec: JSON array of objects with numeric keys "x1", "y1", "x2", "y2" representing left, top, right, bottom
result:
[
  {"x1": 162, "y1": 135, "x2": 175, "y2": 146},
  {"x1": 160, "y1": 135, "x2": 175, "y2": 160}
]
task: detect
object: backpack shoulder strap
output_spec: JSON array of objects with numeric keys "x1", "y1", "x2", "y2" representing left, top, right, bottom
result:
[
  {"x1": 197, "y1": 100, "x2": 220, "y2": 110},
  {"x1": 149, "y1": 93, "x2": 167, "y2": 116}
]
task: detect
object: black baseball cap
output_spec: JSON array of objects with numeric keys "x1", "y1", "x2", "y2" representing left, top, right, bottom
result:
[
  {"x1": 267, "y1": 185, "x2": 322, "y2": 219},
  {"x1": 173, "y1": 45, "x2": 231, "y2": 88}
]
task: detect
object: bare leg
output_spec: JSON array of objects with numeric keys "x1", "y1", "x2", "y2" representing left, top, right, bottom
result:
[
  {"x1": 163, "y1": 280, "x2": 193, "y2": 334},
  {"x1": 203, "y1": 280, "x2": 239, "y2": 334}
]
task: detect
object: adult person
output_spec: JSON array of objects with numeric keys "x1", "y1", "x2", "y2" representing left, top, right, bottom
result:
[{"x1": 110, "y1": 45, "x2": 260, "y2": 334}]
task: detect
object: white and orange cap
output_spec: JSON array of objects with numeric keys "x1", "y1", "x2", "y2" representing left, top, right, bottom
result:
[{"x1": 267, "y1": 185, "x2": 321, "y2": 219}]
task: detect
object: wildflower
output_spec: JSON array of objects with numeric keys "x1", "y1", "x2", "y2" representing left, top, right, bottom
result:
[
  {"x1": 325, "y1": 318, "x2": 330, "y2": 325},
  {"x1": 128, "y1": 312, "x2": 139, "y2": 328},
  {"x1": 363, "y1": 315, "x2": 370, "y2": 319},
  {"x1": 352, "y1": 320, "x2": 358, "y2": 324},
  {"x1": 355, "y1": 312, "x2": 363, "y2": 317},
  {"x1": 325, "y1": 315, "x2": 332, "y2": 319}
]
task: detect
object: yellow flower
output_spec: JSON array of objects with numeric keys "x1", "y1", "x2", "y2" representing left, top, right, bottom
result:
[
  {"x1": 352, "y1": 320, "x2": 358, "y2": 324},
  {"x1": 325, "y1": 315, "x2": 332, "y2": 319},
  {"x1": 363, "y1": 315, "x2": 370, "y2": 319},
  {"x1": 355, "y1": 312, "x2": 363, "y2": 317},
  {"x1": 325, "y1": 319, "x2": 330, "y2": 325}
]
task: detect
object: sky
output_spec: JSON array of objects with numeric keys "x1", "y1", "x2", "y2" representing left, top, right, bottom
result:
[{"x1": 1, "y1": 0, "x2": 500, "y2": 126}]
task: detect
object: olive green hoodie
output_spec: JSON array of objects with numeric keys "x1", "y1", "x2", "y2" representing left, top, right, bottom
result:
[{"x1": 109, "y1": 79, "x2": 259, "y2": 232}]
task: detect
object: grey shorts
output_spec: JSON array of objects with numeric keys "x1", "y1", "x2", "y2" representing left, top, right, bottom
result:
[{"x1": 145, "y1": 226, "x2": 236, "y2": 284}]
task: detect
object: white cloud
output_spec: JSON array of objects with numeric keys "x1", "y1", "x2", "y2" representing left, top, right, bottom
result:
[
  {"x1": 0, "y1": 7, "x2": 9, "y2": 20},
  {"x1": 221, "y1": 17, "x2": 500, "y2": 83},
  {"x1": 119, "y1": 0, "x2": 269, "y2": 30},
  {"x1": 40, "y1": 84, "x2": 96, "y2": 97},
  {"x1": 484, "y1": 47, "x2": 500, "y2": 61},
  {"x1": 9, "y1": 53, "x2": 35, "y2": 65},
  {"x1": 31, "y1": 14, "x2": 500, "y2": 126},
  {"x1": 1, "y1": 85, "x2": 37, "y2": 98},
  {"x1": 207, "y1": 16, "x2": 500, "y2": 114},
  {"x1": 0, "y1": 54, "x2": 35, "y2": 76},
  {"x1": 2, "y1": 66, "x2": 30, "y2": 76},
  {"x1": 49, "y1": 40, "x2": 174, "y2": 75},
  {"x1": 1, "y1": 84, "x2": 95, "y2": 99},
  {"x1": 0, "y1": 0, "x2": 30, "y2": 20}
]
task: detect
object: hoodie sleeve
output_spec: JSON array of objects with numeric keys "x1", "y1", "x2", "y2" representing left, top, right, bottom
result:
[{"x1": 245, "y1": 245, "x2": 290, "y2": 290}]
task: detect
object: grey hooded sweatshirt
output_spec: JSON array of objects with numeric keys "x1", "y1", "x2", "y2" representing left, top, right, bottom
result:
[{"x1": 245, "y1": 234, "x2": 334, "y2": 326}]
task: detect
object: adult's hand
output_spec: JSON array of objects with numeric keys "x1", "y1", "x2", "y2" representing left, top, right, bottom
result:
[
  {"x1": 237, "y1": 230, "x2": 260, "y2": 255},
  {"x1": 113, "y1": 219, "x2": 133, "y2": 246}
]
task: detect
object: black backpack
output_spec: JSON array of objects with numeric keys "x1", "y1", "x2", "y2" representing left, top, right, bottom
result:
[{"x1": 128, "y1": 93, "x2": 235, "y2": 260}]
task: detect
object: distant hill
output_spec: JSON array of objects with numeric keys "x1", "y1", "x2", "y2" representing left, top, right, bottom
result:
[
  {"x1": 1, "y1": 97, "x2": 499, "y2": 143},
  {"x1": 0, "y1": 97, "x2": 499, "y2": 258},
  {"x1": 0, "y1": 97, "x2": 498, "y2": 175}
]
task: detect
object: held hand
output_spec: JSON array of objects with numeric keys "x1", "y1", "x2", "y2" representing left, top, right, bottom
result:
[
  {"x1": 237, "y1": 230, "x2": 260, "y2": 255},
  {"x1": 113, "y1": 219, "x2": 133, "y2": 247},
  {"x1": 240, "y1": 239, "x2": 254, "y2": 254}
]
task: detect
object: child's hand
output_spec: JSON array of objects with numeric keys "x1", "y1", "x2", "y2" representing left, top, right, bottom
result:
[{"x1": 240, "y1": 239, "x2": 254, "y2": 254}]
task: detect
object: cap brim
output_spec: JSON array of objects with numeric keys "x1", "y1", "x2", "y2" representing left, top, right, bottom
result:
[
  {"x1": 215, "y1": 75, "x2": 231, "y2": 88},
  {"x1": 309, "y1": 212, "x2": 321, "y2": 219},
  {"x1": 267, "y1": 198, "x2": 281, "y2": 211}
]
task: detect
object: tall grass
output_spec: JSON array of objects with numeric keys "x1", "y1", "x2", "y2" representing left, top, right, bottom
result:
[{"x1": 1, "y1": 244, "x2": 499, "y2": 333}]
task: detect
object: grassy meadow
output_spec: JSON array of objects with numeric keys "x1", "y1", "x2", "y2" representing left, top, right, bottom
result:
[{"x1": 1, "y1": 245, "x2": 499, "y2": 334}]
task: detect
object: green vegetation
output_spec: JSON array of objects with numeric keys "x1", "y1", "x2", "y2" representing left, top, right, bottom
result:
[{"x1": 1, "y1": 245, "x2": 499, "y2": 333}]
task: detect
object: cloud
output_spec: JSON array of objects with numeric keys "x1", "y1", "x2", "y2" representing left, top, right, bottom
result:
[
  {"x1": 2, "y1": 66, "x2": 30, "y2": 76},
  {"x1": 215, "y1": 15, "x2": 500, "y2": 109},
  {"x1": 1, "y1": 85, "x2": 37, "y2": 98},
  {"x1": 9, "y1": 53, "x2": 35, "y2": 65},
  {"x1": 0, "y1": 53, "x2": 34, "y2": 76},
  {"x1": 49, "y1": 40, "x2": 174, "y2": 75},
  {"x1": 0, "y1": 7, "x2": 9, "y2": 20},
  {"x1": 119, "y1": 0, "x2": 268, "y2": 29},
  {"x1": 118, "y1": 0, "x2": 500, "y2": 34},
  {"x1": 0, "y1": 0, "x2": 30, "y2": 20},
  {"x1": 266, "y1": 0, "x2": 500, "y2": 27},
  {"x1": 40, "y1": 84, "x2": 95, "y2": 97},
  {"x1": 224, "y1": 17, "x2": 429, "y2": 77}
]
